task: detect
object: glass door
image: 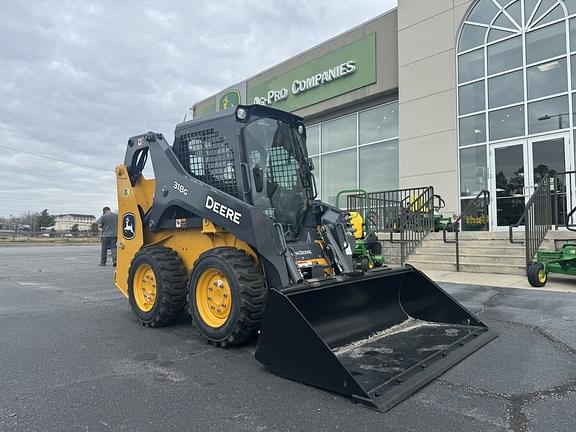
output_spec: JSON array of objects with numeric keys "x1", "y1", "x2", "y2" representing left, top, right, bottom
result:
[
  {"x1": 489, "y1": 141, "x2": 529, "y2": 230},
  {"x1": 528, "y1": 134, "x2": 574, "y2": 227}
]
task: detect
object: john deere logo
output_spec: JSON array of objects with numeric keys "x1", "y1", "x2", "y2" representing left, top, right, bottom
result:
[
  {"x1": 122, "y1": 213, "x2": 136, "y2": 240},
  {"x1": 219, "y1": 90, "x2": 241, "y2": 111}
]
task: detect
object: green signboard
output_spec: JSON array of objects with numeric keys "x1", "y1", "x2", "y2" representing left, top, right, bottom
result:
[{"x1": 247, "y1": 33, "x2": 376, "y2": 112}]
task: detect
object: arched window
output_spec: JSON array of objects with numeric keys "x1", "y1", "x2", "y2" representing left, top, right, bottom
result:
[{"x1": 457, "y1": 0, "x2": 576, "y2": 200}]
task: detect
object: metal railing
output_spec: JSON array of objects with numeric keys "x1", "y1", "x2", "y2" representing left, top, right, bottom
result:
[
  {"x1": 509, "y1": 171, "x2": 576, "y2": 270},
  {"x1": 346, "y1": 186, "x2": 434, "y2": 233},
  {"x1": 509, "y1": 175, "x2": 552, "y2": 269},
  {"x1": 443, "y1": 190, "x2": 490, "y2": 272},
  {"x1": 387, "y1": 188, "x2": 436, "y2": 264}
]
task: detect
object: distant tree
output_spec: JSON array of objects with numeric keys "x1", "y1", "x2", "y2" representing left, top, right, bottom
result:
[
  {"x1": 70, "y1": 224, "x2": 79, "y2": 234},
  {"x1": 36, "y1": 209, "x2": 55, "y2": 228},
  {"x1": 90, "y1": 222, "x2": 100, "y2": 234}
]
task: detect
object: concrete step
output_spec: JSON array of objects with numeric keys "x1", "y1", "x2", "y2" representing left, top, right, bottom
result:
[
  {"x1": 406, "y1": 259, "x2": 526, "y2": 275},
  {"x1": 421, "y1": 238, "x2": 525, "y2": 248},
  {"x1": 409, "y1": 252, "x2": 527, "y2": 266}
]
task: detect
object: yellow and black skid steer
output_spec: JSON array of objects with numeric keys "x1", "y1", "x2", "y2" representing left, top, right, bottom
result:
[{"x1": 114, "y1": 104, "x2": 496, "y2": 411}]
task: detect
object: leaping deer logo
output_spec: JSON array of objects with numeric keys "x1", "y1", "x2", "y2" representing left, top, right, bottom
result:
[{"x1": 123, "y1": 214, "x2": 136, "y2": 239}]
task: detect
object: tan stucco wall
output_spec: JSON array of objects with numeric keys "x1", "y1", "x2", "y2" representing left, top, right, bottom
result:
[{"x1": 397, "y1": 0, "x2": 474, "y2": 215}]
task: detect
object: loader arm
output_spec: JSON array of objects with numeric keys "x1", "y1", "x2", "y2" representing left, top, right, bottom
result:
[{"x1": 123, "y1": 131, "x2": 290, "y2": 288}]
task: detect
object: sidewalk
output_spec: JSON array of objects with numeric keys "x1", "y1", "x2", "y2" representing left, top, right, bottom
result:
[{"x1": 426, "y1": 269, "x2": 576, "y2": 293}]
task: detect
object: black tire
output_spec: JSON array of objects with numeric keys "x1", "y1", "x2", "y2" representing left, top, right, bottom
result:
[
  {"x1": 361, "y1": 256, "x2": 370, "y2": 271},
  {"x1": 128, "y1": 246, "x2": 187, "y2": 327},
  {"x1": 527, "y1": 262, "x2": 547, "y2": 287},
  {"x1": 189, "y1": 247, "x2": 266, "y2": 347}
]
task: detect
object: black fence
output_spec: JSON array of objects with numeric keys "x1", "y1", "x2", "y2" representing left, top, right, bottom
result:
[
  {"x1": 346, "y1": 186, "x2": 435, "y2": 233},
  {"x1": 345, "y1": 186, "x2": 435, "y2": 264}
]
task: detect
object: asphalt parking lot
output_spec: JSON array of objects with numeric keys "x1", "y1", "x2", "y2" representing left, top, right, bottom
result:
[{"x1": 1, "y1": 245, "x2": 575, "y2": 432}]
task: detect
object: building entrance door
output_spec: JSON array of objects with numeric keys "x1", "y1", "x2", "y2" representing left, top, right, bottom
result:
[{"x1": 488, "y1": 134, "x2": 573, "y2": 231}]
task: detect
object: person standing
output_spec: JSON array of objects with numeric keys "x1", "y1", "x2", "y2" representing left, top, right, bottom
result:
[{"x1": 96, "y1": 206, "x2": 118, "y2": 266}]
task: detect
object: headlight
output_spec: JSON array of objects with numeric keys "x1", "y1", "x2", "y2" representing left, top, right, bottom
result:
[{"x1": 236, "y1": 108, "x2": 247, "y2": 120}]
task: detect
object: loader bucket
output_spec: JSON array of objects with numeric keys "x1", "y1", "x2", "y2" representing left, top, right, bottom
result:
[{"x1": 255, "y1": 266, "x2": 496, "y2": 411}]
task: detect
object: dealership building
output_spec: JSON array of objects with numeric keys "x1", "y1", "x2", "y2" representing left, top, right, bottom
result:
[{"x1": 192, "y1": 0, "x2": 576, "y2": 231}]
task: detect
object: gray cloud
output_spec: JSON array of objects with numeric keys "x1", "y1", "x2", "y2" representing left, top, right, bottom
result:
[{"x1": 0, "y1": 0, "x2": 396, "y2": 217}]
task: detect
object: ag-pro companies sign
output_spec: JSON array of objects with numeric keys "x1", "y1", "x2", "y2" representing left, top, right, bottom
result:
[{"x1": 247, "y1": 33, "x2": 376, "y2": 112}]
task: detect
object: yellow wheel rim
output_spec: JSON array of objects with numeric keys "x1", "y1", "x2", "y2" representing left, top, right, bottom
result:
[
  {"x1": 133, "y1": 263, "x2": 157, "y2": 312},
  {"x1": 537, "y1": 269, "x2": 547, "y2": 284},
  {"x1": 195, "y1": 268, "x2": 232, "y2": 328}
]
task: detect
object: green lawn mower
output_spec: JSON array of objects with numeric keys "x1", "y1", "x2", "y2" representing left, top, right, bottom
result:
[
  {"x1": 433, "y1": 195, "x2": 453, "y2": 232},
  {"x1": 527, "y1": 206, "x2": 576, "y2": 287},
  {"x1": 336, "y1": 189, "x2": 385, "y2": 271}
]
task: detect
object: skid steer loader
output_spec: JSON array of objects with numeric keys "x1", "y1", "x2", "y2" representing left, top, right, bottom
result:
[{"x1": 114, "y1": 104, "x2": 496, "y2": 411}]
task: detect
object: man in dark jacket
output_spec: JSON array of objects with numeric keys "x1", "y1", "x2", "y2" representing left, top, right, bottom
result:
[{"x1": 96, "y1": 207, "x2": 118, "y2": 266}]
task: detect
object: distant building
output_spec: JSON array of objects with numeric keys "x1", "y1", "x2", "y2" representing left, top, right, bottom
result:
[{"x1": 53, "y1": 214, "x2": 96, "y2": 231}]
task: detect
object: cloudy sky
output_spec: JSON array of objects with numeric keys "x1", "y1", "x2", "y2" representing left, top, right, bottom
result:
[{"x1": 0, "y1": 0, "x2": 396, "y2": 218}]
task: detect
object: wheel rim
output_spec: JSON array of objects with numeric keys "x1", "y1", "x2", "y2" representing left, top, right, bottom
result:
[
  {"x1": 195, "y1": 268, "x2": 232, "y2": 328},
  {"x1": 537, "y1": 269, "x2": 547, "y2": 284},
  {"x1": 133, "y1": 263, "x2": 157, "y2": 312}
]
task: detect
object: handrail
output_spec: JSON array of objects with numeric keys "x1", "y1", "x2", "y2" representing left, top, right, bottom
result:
[
  {"x1": 565, "y1": 204, "x2": 576, "y2": 232},
  {"x1": 443, "y1": 190, "x2": 490, "y2": 272},
  {"x1": 389, "y1": 187, "x2": 435, "y2": 263},
  {"x1": 509, "y1": 174, "x2": 550, "y2": 245}
]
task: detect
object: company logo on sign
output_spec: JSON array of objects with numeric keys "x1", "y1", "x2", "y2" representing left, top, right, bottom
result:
[
  {"x1": 252, "y1": 60, "x2": 356, "y2": 106},
  {"x1": 219, "y1": 90, "x2": 241, "y2": 111},
  {"x1": 122, "y1": 213, "x2": 136, "y2": 240}
]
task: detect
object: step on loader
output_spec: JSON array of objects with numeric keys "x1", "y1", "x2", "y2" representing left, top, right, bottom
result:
[{"x1": 114, "y1": 104, "x2": 496, "y2": 411}]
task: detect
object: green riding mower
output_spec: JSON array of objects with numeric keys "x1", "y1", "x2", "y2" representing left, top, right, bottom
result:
[
  {"x1": 433, "y1": 195, "x2": 453, "y2": 232},
  {"x1": 527, "y1": 206, "x2": 576, "y2": 287},
  {"x1": 336, "y1": 189, "x2": 385, "y2": 271}
]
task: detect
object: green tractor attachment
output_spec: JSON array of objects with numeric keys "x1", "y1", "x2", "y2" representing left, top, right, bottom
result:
[{"x1": 336, "y1": 189, "x2": 385, "y2": 271}]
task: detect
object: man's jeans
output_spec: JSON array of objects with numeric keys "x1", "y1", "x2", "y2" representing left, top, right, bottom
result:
[{"x1": 101, "y1": 237, "x2": 117, "y2": 265}]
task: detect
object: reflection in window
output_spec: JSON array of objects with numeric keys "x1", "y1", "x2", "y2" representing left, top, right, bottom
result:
[
  {"x1": 359, "y1": 141, "x2": 399, "y2": 192},
  {"x1": 458, "y1": 49, "x2": 484, "y2": 83},
  {"x1": 359, "y1": 103, "x2": 398, "y2": 144},
  {"x1": 459, "y1": 24, "x2": 487, "y2": 51},
  {"x1": 306, "y1": 125, "x2": 320, "y2": 156},
  {"x1": 459, "y1": 114, "x2": 486, "y2": 146},
  {"x1": 527, "y1": 58, "x2": 568, "y2": 100},
  {"x1": 321, "y1": 149, "x2": 356, "y2": 205},
  {"x1": 528, "y1": 95, "x2": 569, "y2": 133},
  {"x1": 488, "y1": 70, "x2": 523, "y2": 108},
  {"x1": 459, "y1": 81, "x2": 485, "y2": 115},
  {"x1": 489, "y1": 105, "x2": 525, "y2": 140},
  {"x1": 460, "y1": 145, "x2": 487, "y2": 197},
  {"x1": 526, "y1": 22, "x2": 566, "y2": 64},
  {"x1": 321, "y1": 115, "x2": 356, "y2": 153},
  {"x1": 487, "y1": 36, "x2": 523, "y2": 75}
]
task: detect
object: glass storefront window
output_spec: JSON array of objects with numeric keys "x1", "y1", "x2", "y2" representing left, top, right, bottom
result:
[
  {"x1": 528, "y1": 95, "x2": 569, "y2": 133},
  {"x1": 359, "y1": 102, "x2": 398, "y2": 144},
  {"x1": 306, "y1": 125, "x2": 320, "y2": 156},
  {"x1": 459, "y1": 114, "x2": 486, "y2": 145},
  {"x1": 460, "y1": 145, "x2": 487, "y2": 197},
  {"x1": 488, "y1": 70, "x2": 524, "y2": 108},
  {"x1": 468, "y1": 0, "x2": 499, "y2": 24},
  {"x1": 489, "y1": 105, "x2": 525, "y2": 140},
  {"x1": 570, "y1": 17, "x2": 576, "y2": 50},
  {"x1": 321, "y1": 114, "x2": 356, "y2": 153},
  {"x1": 527, "y1": 57, "x2": 568, "y2": 100},
  {"x1": 459, "y1": 81, "x2": 485, "y2": 115},
  {"x1": 359, "y1": 140, "x2": 399, "y2": 192},
  {"x1": 526, "y1": 22, "x2": 566, "y2": 64},
  {"x1": 459, "y1": 24, "x2": 487, "y2": 52},
  {"x1": 321, "y1": 149, "x2": 356, "y2": 205},
  {"x1": 309, "y1": 102, "x2": 399, "y2": 202},
  {"x1": 458, "y1": 49, "x2": 484, "y2": 83},
  {"x1": 487, "y1": 36, "x2": 523, "y2": 75}
]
